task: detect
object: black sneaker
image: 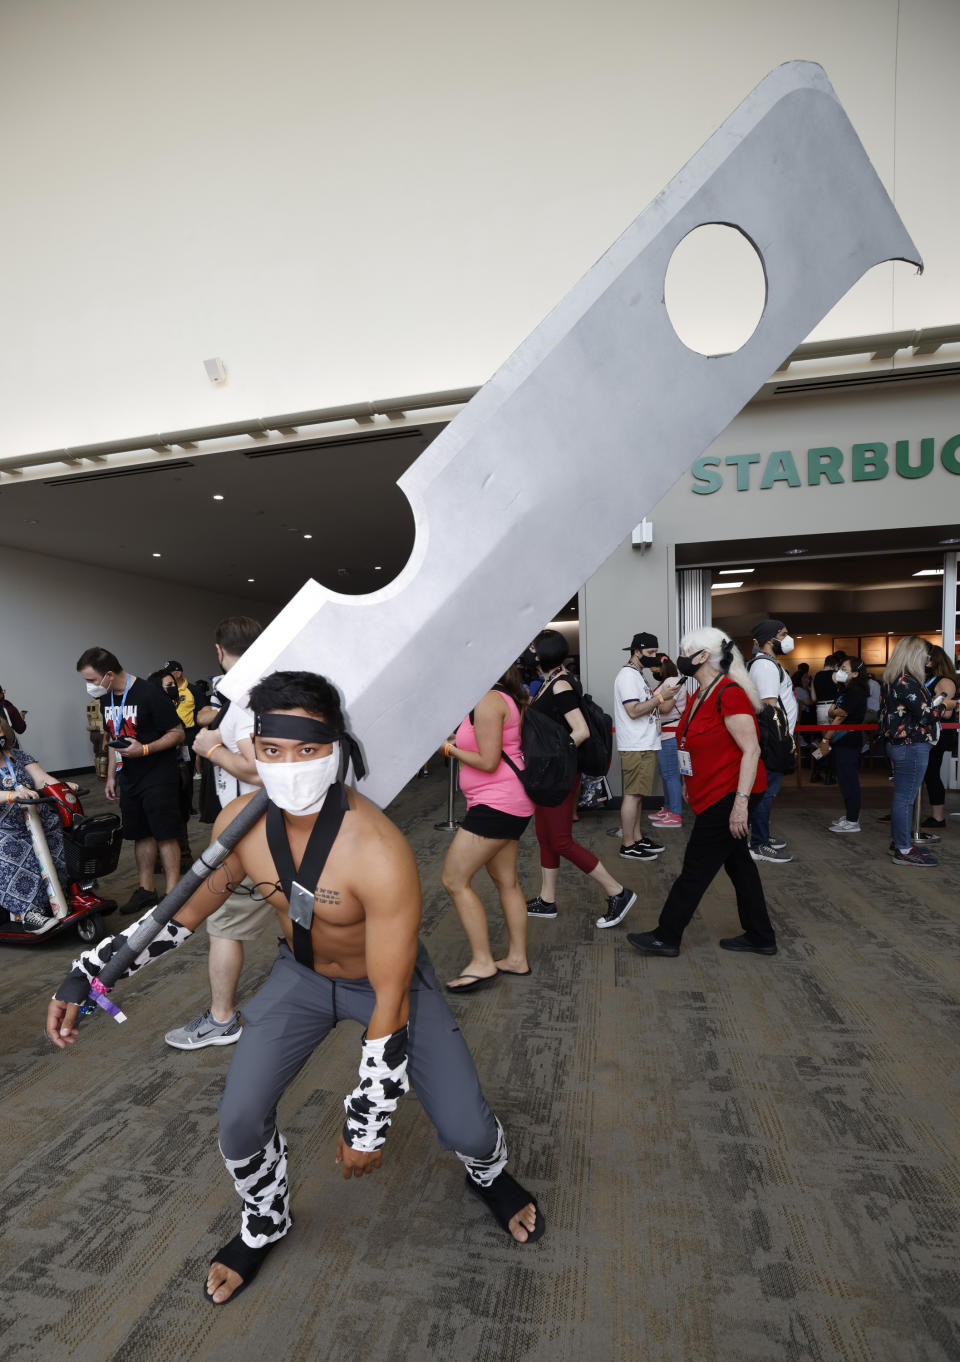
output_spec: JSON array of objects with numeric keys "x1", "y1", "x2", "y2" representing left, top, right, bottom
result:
[
  {"x1": 120, "y1": 886, "x2": 159, "y2": 916},
  {"x1": 618, "y1": 842, "x2": 659, "y2": 860},
  {"x1": 595, "y1": 887, "x2": 636, "y2": 928},
  {"x1": 625, "y1": 930, "x2": 679, "y2": 957},
  {"x1": 526, "y1": 896, "x2": 558, "y2": 919},
  {"x1": 921, "y1": 816, "x2": 946, "y2": 829},
  {"x1": 635, "y1": 835, "x2": 665, "y2": 854},
  {"x1": 718, "y1": 933, "x2": 778, "y2": 956}
]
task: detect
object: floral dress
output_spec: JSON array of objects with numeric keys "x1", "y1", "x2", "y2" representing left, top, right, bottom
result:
[{"x1": 0, "y1": 749, "x2": 67, "y2": 919}]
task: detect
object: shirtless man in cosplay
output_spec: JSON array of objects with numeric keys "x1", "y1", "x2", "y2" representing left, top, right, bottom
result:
[{"x1": 46, "y1": 670, "x2": 543, "y2": 1305}]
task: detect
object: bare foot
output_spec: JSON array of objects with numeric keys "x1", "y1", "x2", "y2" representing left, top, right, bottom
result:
[
  {"x1": 206, "y1": 1262, "x2": 244, "y2": 1304},
  {"x1": 493, "y1": 955, "x2": 530, "y2": 975},
  {"x1": 508, "y1": 1202, "x2": 537, "y2": 1242},
  {"x1": 446, "y1": 959, "x2": 497, "y2": 989}
]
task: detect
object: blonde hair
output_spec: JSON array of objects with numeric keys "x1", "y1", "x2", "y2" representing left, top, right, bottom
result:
[
  {"x1": 680, "y1": 626, "x2": 763, "y2": 713},
  {"x1": 883, "y1": 635, "x2": 928, "y2": 687}
]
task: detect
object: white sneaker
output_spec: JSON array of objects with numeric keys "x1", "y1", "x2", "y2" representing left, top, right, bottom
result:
[{"x1": 828, "y1": 818, "x2": 861, "y2": 833}]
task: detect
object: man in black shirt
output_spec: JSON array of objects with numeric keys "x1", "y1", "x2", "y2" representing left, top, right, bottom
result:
[{"x1": 76, "y1": 647, "x2": 185, "y2": 915}]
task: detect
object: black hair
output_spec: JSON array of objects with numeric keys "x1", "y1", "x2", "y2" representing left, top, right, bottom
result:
[
  {"x1": 148, "y1": 669, "x2": 178, "y2": 695},
  {"x1": 841, "y1": 656, "x2": 869, "y2": 695},
  {"x1": 76, "y1": 646, "x2": 121, "y2": 674},
  {"x1": 215, "y1": 616, "x2": 262, "y2": 657},
  {"x1": 248, "y1": 671, "x2": 344, "y2": 730},
  {"x1": 532, "y1": 629, "x2": 568, "y2": 671}
]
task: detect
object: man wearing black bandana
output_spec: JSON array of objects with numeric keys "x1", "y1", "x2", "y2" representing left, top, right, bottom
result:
[{"x1": 46, "y1": 670, "x2": 543, "y2": 1305}]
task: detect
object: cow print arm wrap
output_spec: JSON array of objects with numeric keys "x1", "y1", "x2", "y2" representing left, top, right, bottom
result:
[
  {"x1": 342, "y1": 1025, "x2": 410, "y2": 1152},
  {"x1": 53, "y1": 914, "x2": 193, "y2": 1004}
]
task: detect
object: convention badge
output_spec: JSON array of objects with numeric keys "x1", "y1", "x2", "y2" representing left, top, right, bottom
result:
[
  {"x1": 678, "y1": 749, "x2": 693, "y2": 777},
  {"x1": 288, "y1": 880, "x2": 315, "y2": 930},
  {"x1": 1, "y1": 774, "x2": 14, "y2": 790}
]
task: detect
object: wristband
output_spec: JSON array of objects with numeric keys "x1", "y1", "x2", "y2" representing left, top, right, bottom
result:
[
  {"x1": 207, "y1": 742, "x2": 224, "y2": 758},
  {"x1": 142, "y1": 744, "x2": 150, "y2": 756},
  {"x1": 444, "y1": 742, "x2": 453, "y2": 758},
  {"x1": 735, "y1": 791, "x2": 751, "y2": 798},
  {"x1": 342, "y1": 1025, "x2": 410, "y2": 1152},
  {"x1": 54, "y1": 912, "x2": 193, "y2": 1004}
]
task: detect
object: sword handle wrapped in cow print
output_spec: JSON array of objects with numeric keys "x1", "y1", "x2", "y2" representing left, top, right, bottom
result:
[{"x1": 76, "y1": 787, "x2": 270, "y2": 1020}]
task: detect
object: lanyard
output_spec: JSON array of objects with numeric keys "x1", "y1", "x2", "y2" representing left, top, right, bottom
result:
[
  {"x1": 1, "y1": 752, "x2": 18, "y2": 790},
  {"x1": 264, "y1": 783, "x2": 348, "y2": 970},
  {"x1": 106, "y1": 675, "x2": 133, "y2": 737},
  {"x1": 678, "y1": 675, "x2": 724, "y2": 750}
]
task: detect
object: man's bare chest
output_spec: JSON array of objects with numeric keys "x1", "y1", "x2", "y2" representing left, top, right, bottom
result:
[{"x1": 240, "y1": 828, "x2": 364, "y2": 930}]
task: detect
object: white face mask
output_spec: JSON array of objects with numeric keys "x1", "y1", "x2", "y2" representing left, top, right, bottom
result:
[
  {"x1": 833, "y1": 669, "x2": 850, "y2": 684},
  {"x1": 255, "y1": 742, "x2": 340, "y2": 815},
  {"x1": 777, "y1": 635, "x2": 795, "y2": 655},
  {"x1": 86, "y1": 674, "x2": 109, "y2": 698}
]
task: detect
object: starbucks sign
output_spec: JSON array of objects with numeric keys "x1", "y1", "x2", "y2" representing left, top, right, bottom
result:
[{"x1": 691, "y1": 435, "x2": 960, "y2": 494}]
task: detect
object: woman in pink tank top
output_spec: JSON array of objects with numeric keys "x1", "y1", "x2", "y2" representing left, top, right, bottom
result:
[{"x1": 442, "y1": 666, "x2": 534, "y2": 993}]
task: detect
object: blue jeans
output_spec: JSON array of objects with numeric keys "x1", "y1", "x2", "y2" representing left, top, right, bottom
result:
[
  {"x1": 749, "y1": 767, "x2": 782, "y2": 848},
  {"x1": 889, "y1": 742, "x2": 932, "y2": 851},
  {"x1": 657, "y1": 737, "x2": 682, "y2": 815}
]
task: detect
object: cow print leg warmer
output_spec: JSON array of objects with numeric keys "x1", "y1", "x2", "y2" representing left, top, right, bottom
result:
[
  {"x1": 457, "y1": 1115, "x2": 508, "y2": 1188},
  {"x1": 221, "y1": 1126, "x2": 293, "y2": 1249}
]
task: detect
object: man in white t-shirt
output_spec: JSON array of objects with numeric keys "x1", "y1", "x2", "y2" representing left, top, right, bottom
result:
[
  {"x1": 747, "y1": 618, "x2": 797, "y2": 866},
  {"x1": 164, "y1": 616, "x2": 265, "y2": 1051},
  {"x1": 614, "y1": 633, "x2": 681, "y2": 860}
]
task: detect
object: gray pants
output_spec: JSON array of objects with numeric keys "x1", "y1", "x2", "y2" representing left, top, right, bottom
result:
[{"x1": 218, "y1": 942, "x2": 505, "y2": 1245}]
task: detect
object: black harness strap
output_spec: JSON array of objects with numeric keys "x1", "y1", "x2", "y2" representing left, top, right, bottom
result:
[{"x1": 264, "y1": 782, "x2": 348, "y2": 969}]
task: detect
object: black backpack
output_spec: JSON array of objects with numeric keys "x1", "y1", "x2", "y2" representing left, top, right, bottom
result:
[
  {"x1": 564, "y1": 675, "x2": 613, "y2": 777},
  {"x1": 498, "y1": 686, "x2": 577, "y2": 807},
  {"x1": 743, "y1": 660, "x2": 796, "y2": 774}
]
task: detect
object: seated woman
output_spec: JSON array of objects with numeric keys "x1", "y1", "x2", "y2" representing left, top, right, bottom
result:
[
  {"x1": 0, "y1": 721, "x2": 76, "y2": 932},
  {"x1": 441, "y1": 666, "x2": 535, "y2": 992}
]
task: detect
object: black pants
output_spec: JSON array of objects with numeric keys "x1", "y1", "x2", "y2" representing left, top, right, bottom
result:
[
  {"x1": 832, "y1": 742, "x2": 861, "y2": 821},
  {"x1": 657, "y1": 793, "x2": 775, "y2": 948},
  {"x1": 924, "y1": 730, "x2": 954, "y2": 806}
]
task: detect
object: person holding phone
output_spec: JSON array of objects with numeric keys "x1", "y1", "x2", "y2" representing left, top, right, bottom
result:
[{"x1": 75, "y1": 647, "x2": 185, "y2": 913}]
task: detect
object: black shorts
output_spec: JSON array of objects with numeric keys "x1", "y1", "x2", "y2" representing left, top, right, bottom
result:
[
  {"x1": 118, "y1": 777, "x2": 182, "y2": 842},
  {"x1": 460, "y1": 804, "x2": 531, "y2": 841}
]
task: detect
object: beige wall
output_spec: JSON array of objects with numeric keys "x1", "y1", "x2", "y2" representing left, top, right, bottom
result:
[{"x1": 2, "y1": 0, "x2": 958, "y2": 460}]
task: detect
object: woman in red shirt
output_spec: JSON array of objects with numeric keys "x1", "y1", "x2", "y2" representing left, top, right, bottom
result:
[{"x1": 627, "y1": 628, "x2": 777, "y2": 958}]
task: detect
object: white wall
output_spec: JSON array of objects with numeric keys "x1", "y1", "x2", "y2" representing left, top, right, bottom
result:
[
  {"x1": 1, "y1": 0, "x2": 958, "y2": 460},
  {"x1": 0, "y1": 545, "x2": 268, "y2": 770}
]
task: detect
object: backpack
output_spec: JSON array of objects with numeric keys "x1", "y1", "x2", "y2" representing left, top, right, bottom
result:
[
  {"x1": 495, "y1": 681, "x2": 578, "y2": 807},
  {"x1": 743, "y1": 659, "x2": 796, "y2": 774},
  {"x1": 565, "y1": 675, "x2": 613, "y2": 777}
]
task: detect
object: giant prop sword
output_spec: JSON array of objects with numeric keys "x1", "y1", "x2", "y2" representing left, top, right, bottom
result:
[{"x1": 222, "y1": 60, "x2": 919, "y2": 810}]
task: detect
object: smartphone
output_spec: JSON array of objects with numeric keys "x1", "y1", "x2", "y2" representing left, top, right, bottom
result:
[
  {"x1": 811, "y1": 746, "x2": 825, "y2": 760},
  {"x1": 108, "y1": 738, "x2": 132, "y2": 749}
]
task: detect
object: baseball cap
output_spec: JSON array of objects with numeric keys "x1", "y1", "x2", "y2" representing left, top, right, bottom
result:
[{"x1": 624, "y1": 632, "x2": 658, "y2": 652}]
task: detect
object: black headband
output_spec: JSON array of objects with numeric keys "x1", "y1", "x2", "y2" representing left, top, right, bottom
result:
[{"x1": 254, "y1": 712, "x2": 367, "y2": 781}]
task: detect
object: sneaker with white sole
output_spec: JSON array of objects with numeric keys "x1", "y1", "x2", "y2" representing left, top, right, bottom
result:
[
  {"x1": 749, "y1": 843, "x2": 793, "y2": 863},
  {"x1": 891, "y1": 846, "x2": 938, "y2": 867},
  {"x1": 596, "y1": 887, "x2": 637, "y2": 929},
  {"x1": 654, "y1": 813, "x2": 683, "y2": 829},
  {"x1": 767, "y1": 837, "x2": 787, "y2": 851},
  {"x1": 164, "y1": 1008, "x2": 243, "y2": 1050},
  {"x1": 828, "y1": 818, "x2": 861, "y2": 833},
  {"x1": 526, "y1": 896, "x2": 558, "y2": 918},
  {"x1": 619, "y1": 842, "x2": 658, "y2": 860}
]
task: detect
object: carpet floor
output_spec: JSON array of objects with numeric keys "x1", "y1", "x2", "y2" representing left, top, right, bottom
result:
[{"x1": 1, "y1": 771, "x2": 958, "y2": 1362}]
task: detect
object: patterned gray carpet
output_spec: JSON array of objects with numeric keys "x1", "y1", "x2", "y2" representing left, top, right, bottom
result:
[{"x1": 1, "y1": 771, "x2": 958, "y2": 1362}]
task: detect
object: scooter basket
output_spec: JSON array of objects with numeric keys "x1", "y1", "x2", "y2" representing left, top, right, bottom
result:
[{"x1": 65, "y1": 814, "x2": 123, "y2": 881}]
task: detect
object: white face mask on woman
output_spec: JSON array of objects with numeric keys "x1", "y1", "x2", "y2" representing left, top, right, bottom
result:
[
  {"x1": 833, "y1": 669, "x2": 850, "y2": 684},
  {"x1": 255, "y1": 742, "x2": 340, "y2": 815}
]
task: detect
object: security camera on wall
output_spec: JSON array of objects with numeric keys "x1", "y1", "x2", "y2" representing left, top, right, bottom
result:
[{"x1": 203, "y1": 357, "x2": 227, "y2": 385}]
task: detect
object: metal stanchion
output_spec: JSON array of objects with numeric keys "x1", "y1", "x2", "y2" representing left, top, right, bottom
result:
[{"x1": 434, "y1": 758, "x2": 459, "y2": 832}]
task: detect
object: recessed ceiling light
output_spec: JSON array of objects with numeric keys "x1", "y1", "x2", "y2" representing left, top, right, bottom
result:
[
  {"x1": 373, "y1": 565, "x2": 383, "y2": 571},
  {"x1": 711, "y1": 581, "x2": 743, "y2": 589},
  {"x1": 152, "y1": 552, "x2": 162, "y2": 558},
  {"x1": 939, "y1": 537, "x2": 960, "y2": 545},
  {"x1": 212, "y1": 494, "x2": 224, "y2": 501},
  {"x1": 303, "y1": 533, "x2": 312, "y2": 540},
  {"x1": 248, "y1": 577, "x2": 255, "y2": 582},
  {"x1": 784, "y1": 548, "x2": 807, "y2": 556},
  {"x1": 719, "y1": 567, "x2": 755, "y2": 574},
  {"x1": 913, "y1": 568, "x2": 944, "y2": 576}
]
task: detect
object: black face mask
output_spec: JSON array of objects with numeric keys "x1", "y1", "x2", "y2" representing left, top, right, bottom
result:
[{"x1": 676, "y1": 654, "x2": 702, "y2": 678}]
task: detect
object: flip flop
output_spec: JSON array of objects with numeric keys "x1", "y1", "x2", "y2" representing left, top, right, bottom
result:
[
  {"x1": 496, "y1": 966, "x2": 532, "y2": 977},
  {"x1": 466, "y1": 1170, "x2": 546, "y2": 1243},
  {"x1": 205, "y1": 1233, "x2": 276, "y2": 1305},
  {"x1": 444, "y1": 973, "x2": 498, "y2": 994}
]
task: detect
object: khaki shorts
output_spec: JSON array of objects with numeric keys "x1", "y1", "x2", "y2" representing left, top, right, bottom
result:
[
  {"x1": 620, "y1": 749, "x2": 657, "y2": 797},
  {"x1": 206, "y1": 883, "x2": 275, "y2": 941}
]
